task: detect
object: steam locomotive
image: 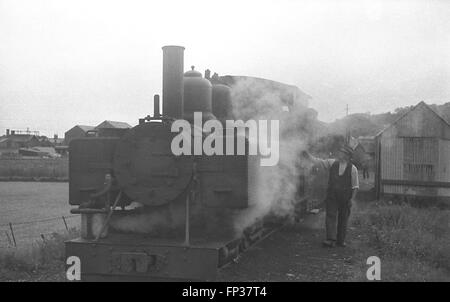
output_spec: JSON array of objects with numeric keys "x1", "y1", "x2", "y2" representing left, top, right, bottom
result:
[{"x1": 65, "y1": 45, "x2": 317, "y2": 281}]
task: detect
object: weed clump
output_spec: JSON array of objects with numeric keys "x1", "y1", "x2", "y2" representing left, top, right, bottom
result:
[{"x1": 351, "y1": 201, "x2": 450, "y2": 280}]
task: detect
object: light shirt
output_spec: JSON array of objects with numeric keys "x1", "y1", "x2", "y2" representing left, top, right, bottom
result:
[{"x1": 312, "y1": 158, "x2": 359, "y2": 190}]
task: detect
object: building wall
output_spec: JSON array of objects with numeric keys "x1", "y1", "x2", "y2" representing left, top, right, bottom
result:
[
  {"x1": 65, "y1": 127, "x2": 86, "y2": 145},
  {"x1": 379, "y1": 136, "x2": 450, "y2": 198},
  {"x1": 376, "y1": 103, "x2": 450, "y2": 199},
  {"x1": 438, "y1": 139, "x2": 450, "y2": 197},
  {"x1": 380, "y1": 137, "x2": 404, "y2": 194}
]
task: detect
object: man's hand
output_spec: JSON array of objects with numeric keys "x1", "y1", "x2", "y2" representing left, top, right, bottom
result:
[{"x1": 350, "y1": 188, "x2": 358, "y2": 206}]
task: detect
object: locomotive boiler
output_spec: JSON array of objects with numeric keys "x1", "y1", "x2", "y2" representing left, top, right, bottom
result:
[{"x1": 65, "y1": 45, "x2": 314, "y2": 281}]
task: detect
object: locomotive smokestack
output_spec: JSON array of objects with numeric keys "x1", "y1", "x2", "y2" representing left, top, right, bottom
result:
[{"x1": 162, "y1": 45, "x2": 185, "y2": 119}]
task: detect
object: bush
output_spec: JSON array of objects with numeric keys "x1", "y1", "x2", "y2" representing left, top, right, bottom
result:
[
  {"x1": 0, "y1": 229, "x2": 78, "y2": 276},
  {"x1": 0, "y1": 158, "x2": 68, "y2": 179}
]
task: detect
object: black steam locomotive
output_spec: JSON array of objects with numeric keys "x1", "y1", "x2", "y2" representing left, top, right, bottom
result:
[{"x1": 65, "y1": 45, "x2": 317, "y2": 281}]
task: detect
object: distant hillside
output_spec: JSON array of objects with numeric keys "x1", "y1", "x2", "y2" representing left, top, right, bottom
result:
[{"x1": 324, "y1": 101, "x2": 450, "y2": 137}]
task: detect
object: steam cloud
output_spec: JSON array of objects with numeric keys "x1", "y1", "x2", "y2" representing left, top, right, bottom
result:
[
  {"x1": 109, "y1": 202, "x2": 186, "y2": 235},
  {"x1": 228, "y1": 77, "x2": 319, "y2": 234}
]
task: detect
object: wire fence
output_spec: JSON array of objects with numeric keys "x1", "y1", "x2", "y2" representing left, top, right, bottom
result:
[{"x1": 0, "y1": 214, "x2": 79, "y2": 249}]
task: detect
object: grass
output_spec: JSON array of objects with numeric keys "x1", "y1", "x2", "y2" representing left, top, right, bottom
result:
[
  {"x1": 1, "y1": 198, "x2": 449, "y2": 282},
  {"x1": 0, "y1": 182, "x2": 74, "y2": 247},
  {"x1": 0, "y1": 229, "x2": 78, "y2": 281},
  {"x1": 350, "y1": 200, "x2": 450, "y2": 281}
]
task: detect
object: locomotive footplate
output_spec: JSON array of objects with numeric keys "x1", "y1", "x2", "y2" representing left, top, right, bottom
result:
[
  {"x1": 65, "y1": 223, "x2": 281, "y2": 281},
  {"x1": 65, "y1": 234, "x2": 225, "y2": 281}
]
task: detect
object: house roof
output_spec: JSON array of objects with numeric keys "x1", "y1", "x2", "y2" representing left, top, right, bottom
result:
[
  {"x1": 0, "y1": 134, "x2": 38, "y2": 143},
  {"x1": 375, "y1": 101, "x2": 450, "y2": 137},
  {"x1": 19, "y1": 147, "x2": 60, "y2": 157},
  {"x1": 76, "y1": 125, "x2": 95, "y2": 132},
  {"x1": 95, "y1": 120, "x2": 132, "y2": 129},
  {"x1": 65, "y1": 125, "x2": 95, "y2": 135},
  {"x1": 31, "y1": 147, "x2": 57, "y2": 154}
]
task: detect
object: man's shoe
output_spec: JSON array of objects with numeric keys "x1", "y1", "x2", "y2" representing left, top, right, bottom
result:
[
  {"x1": 322, "y1": 240, "x2": 336, "y2": 248},
  {"x1": 336, "y1": 242, "x2": 347, "y2": 247}
]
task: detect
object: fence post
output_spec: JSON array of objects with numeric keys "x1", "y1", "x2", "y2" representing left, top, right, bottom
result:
[
  {"x1": 62, "y1": 216, "x2": 69, "y2": 232},
  {"x1": 5, "y1": 230, "x2": 12, "y2": 247},
  {"x1": 9, "y1": 223, "x2": 16, "y2": 247}
]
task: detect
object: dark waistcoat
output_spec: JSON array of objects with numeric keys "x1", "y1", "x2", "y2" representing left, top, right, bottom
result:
[{"x1": 327, "y1": 160, "x2": 353, "y2": 201}]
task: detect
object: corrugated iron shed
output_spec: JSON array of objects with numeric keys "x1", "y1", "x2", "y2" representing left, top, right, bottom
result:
[{"x1": 375, "y1": 101, "x2": 450, "y2": 201}]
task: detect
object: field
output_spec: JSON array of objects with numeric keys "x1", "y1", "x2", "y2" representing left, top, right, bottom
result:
[
  {"x1": 0, "y1": 182, "x2": 77, "y2": 248},
  {"x1": 0, "y1": 158, "x2": 68, "y2": 181}
]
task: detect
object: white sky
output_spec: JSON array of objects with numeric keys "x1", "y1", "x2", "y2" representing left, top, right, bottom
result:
[{"x1": 1, "y1": 0, "x2": 449, "y2": 137}]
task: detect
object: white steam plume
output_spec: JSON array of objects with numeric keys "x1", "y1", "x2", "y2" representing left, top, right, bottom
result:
[{"x1": 228, "y1": 77, "x2": 319, "y2": 233}]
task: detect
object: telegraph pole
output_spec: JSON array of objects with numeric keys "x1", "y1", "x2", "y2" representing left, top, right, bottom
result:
[{"x1": 345, "y1": 104, "x2": 350, "y2": 144}]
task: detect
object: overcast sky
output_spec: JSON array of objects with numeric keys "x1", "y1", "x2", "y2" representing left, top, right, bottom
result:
[{"x1": 1, "y1": 0, "x2": 449, "y2": 137}]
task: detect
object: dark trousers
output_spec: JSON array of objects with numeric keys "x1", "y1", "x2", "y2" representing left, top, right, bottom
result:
[{"x1": 325, "y1": 195, "x2": 351, "y2": 243}]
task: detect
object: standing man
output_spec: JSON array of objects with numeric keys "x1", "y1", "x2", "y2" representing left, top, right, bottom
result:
[{"x1": 302, "y1": 145, "x2": 359, "y2": 247}]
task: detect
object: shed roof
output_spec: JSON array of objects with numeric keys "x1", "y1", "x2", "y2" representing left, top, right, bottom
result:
[
  {"x1": 375, "y1": 101, "x2": 450, "y2": 137},
  {"x1": 95, "y1": 120, "x2": 132, "y2": 129},
  {"x1": 76, "y1": 125, "x2": 95, "y2": 132},
  {"x1": 65, "y1": 125, "x2": 95, "y2": 134}
]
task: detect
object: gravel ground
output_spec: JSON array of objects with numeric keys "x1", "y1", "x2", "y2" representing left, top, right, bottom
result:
[{"x1": 218, "y1": 212, "x2": 360, "y2": 282}]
